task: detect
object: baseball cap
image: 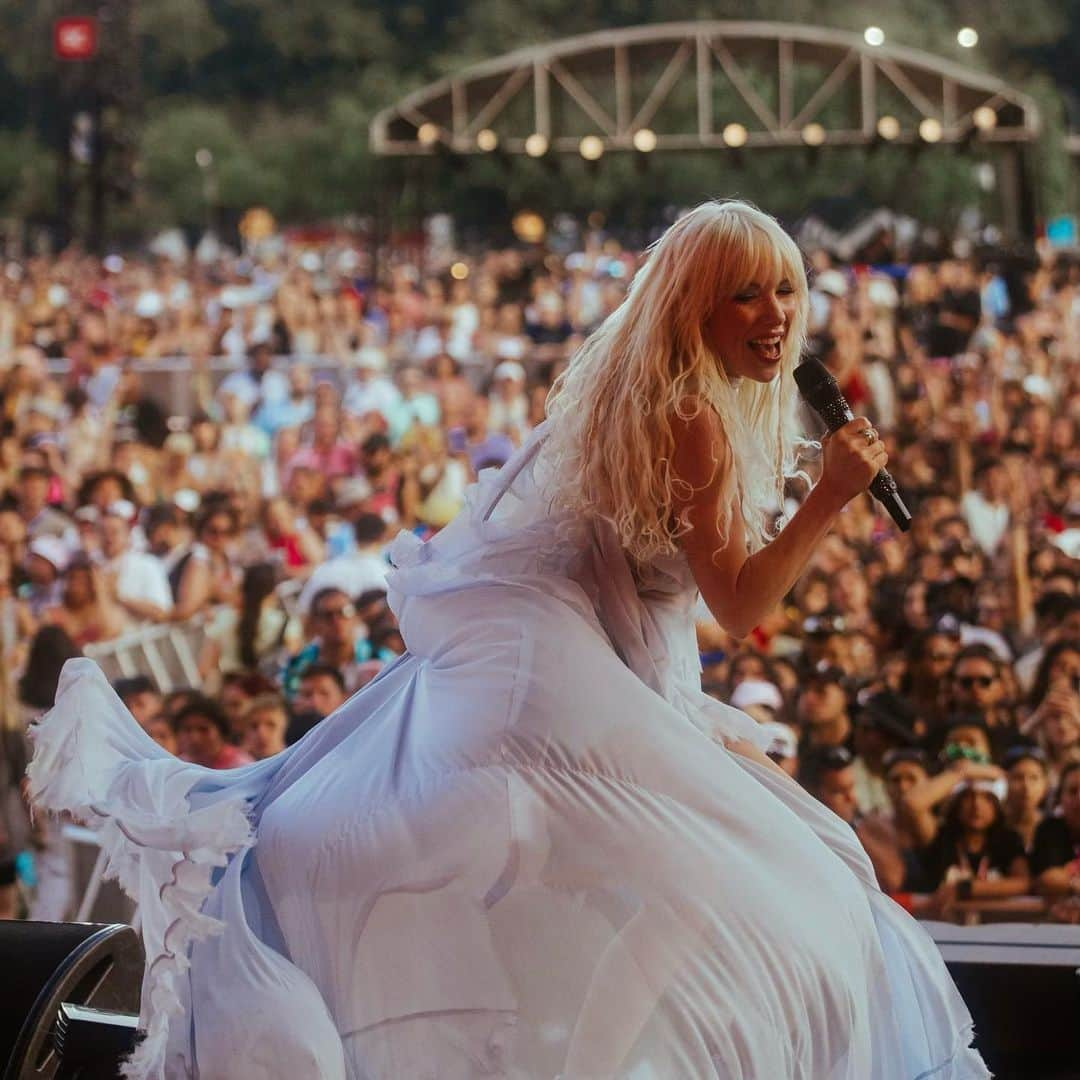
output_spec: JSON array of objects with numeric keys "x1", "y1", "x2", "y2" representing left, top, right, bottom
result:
[
  {"x1": 815, "y1": 269, "x2": 848, "y2": 298},
  {"x1": 729, "y1": 679, "x2": 784, "y2": 714},
  {"x1": 954, "y1": 776, "x2": 1008, "y2": 803},
  {"x1": 102, "y1": 499, "x2": 136, "y2": 522},
  {"x1": 27, "y1": 536, "x2": 69, "y2": 573},
  {"x1": 493, "y1": 359, "x2": 526, "y2": 383}
]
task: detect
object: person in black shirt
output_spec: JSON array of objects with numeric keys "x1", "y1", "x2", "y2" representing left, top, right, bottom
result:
[
  {"x1": 1031, "y1": 761, "x2": 1080, "y2": 898},
  {"x1": 926, "y1": 260, "x2": 981, "y2": 358},
  {"x1": 918, "y1": 780, "x2": 1029, "y2": 918}
]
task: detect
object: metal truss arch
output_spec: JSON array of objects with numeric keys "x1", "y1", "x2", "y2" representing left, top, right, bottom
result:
[{"x1": 371, "y1": 21, "x2": 1040, "y2": 157}]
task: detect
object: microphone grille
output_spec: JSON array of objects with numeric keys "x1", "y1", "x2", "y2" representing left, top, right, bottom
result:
[{"x1": 794, "y1": 358, "x2": 839, "y2": 411}]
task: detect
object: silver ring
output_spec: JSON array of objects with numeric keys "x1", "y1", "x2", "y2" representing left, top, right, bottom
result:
[{"x1": 860, "y1": 427, "x2": 876, "y2": 445}]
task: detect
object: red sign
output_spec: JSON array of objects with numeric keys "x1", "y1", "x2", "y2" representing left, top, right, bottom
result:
[{"x1": 53, "y1": 17, "x2": 98, "y2": 61}]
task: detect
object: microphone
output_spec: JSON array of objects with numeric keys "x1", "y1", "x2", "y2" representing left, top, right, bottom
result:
[{"x1": 794, "y1": 358, "x2": 912, "y2": 532}]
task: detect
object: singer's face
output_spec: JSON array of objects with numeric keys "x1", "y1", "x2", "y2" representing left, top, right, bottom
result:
[{"x1": 705, "y1": 276, "x2": 798, "y2": 382}]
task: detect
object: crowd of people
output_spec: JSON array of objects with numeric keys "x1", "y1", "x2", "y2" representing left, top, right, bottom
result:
[{"x1": 0, "y1": 223, "x2": 1077, "y2": 926}]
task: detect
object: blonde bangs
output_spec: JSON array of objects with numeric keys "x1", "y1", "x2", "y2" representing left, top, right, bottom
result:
[{"x1": 543, "y1": 199, "x2": 812, "y2": 566}]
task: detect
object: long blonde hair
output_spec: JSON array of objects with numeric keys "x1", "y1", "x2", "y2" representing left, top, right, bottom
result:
[{"x1": 543, "y1": 199, "x2": 811, "y2": 562}]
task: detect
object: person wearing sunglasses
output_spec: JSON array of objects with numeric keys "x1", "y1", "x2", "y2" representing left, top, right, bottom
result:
[
  {"x1": 171, "y1": 503, "x2": 240, "y2": 621},
  {"x1": 282, "y1": 586, "x2": 387, "y2": 700},
  {"x1": 947, "y1": 644, "x2": 1019, "y2": 757}
]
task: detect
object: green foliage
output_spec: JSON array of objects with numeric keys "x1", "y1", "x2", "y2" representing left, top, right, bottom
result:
[
  {"x1": 1024, "y1": 74, "x2": 1072, "y2": 219},
  {"x1": 0, "y1": 131, "x2": 56, "y2": 219},
  {"x1": 0, "y1": 0, "x2": 1074, "y2": 234}
]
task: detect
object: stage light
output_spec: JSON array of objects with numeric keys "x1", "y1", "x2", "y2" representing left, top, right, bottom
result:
[
  {"x1": 957, "y1": 27, "x2": 979, "y2": 48},
  {"x1": 802, "y1": 123, "x2": 827, "y2": 147},
  {"x1": 722, "y1": 123, "x2": 748, "y2": 148},
  {"x1": 973, "y1": 106, "x2": 997, "y2": 132},
  {"x1": 876, "y1": 115, "x2": 901, "y2": 141},
  {"x1": 524, "y1": 133, "x2": 548, "y2": 158},
  {"x1": 579, "y1": 135, "x2": 604, "y2": 161},
  {"x1": 864, "y1": 27, "x2": 885, "y2": 47},
  {"x1": 476, "y1": 129, "x2": 499, "y2": 152},
  {"x1": 417, "y1": 123, "x2": 440, "y2": 147},
  {"x1": 633, "y1": 128, "x2": 657, "y2": 153},
  {"x1": 450, "y1": 262, "x2": 469, "y2": 281},
  {"x1": 975, "y1": 162, "x2": 996, "y2": 192},
  {"x1": 511, "y1": 210, "x2": 545, "y2": 244},
  {"x1": 918, "y1": 117, "x2": 943, "y2": 143}
]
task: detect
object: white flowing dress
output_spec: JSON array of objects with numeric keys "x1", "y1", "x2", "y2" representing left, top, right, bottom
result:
[{"x1": 28, "y1": 419, "x2": 988, "y2": 1079}]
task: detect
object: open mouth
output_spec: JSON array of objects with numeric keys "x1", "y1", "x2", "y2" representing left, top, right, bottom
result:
[{"x1": 749, "y1": 335, "x2": 783, "y2": 362}]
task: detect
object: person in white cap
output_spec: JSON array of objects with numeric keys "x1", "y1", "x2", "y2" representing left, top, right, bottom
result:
[
  {"x1": 728, "y1": 677, "x2": 785, "y2": 723},
  {"x1": 487, "y1": 358, "x2": 529, "y2": 442},
  {"x1": 96, "y1": 501, "x2": 173, "y2": 625},
  {"x1": 22, "y1": 535, "x2": 68, "y2": 618}
]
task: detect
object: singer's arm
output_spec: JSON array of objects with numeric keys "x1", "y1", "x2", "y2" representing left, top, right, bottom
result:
[{"x1": 673, "y1": 407, "x2": 884, "y2": 640}]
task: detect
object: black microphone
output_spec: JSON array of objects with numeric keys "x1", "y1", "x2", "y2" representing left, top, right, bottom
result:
[{"x1": 794, "y1": 358, "x2": 912, "y2": 532}]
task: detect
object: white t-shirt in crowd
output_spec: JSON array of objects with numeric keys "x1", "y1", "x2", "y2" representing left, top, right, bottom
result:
[
  {"x1": 111, "y1": 550, "x2": 174, "y2": 616},
  {"x1": 961, "y1": 490, "x2": 1010, "y2": 556},
  {"x1": 298, "y1": 550, "x2": 390, "y2": 614}
]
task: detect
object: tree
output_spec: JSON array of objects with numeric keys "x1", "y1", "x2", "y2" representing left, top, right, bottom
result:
[{"x1": 0, "y1": 0, "x2": 1073, "y2": 237}]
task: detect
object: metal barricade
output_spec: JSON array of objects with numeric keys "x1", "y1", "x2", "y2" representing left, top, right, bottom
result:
[
  {"x1": 83, "y1": 615, "x2": 211, "y2": 693},
  {"x1": 43, "y1": 349, "x2": 506, "y2": 413}
]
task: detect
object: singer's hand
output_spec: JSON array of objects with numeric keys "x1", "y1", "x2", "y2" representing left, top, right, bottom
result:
[{"x1": 818, "y1": 417, "x2": 889, "y2": 510}]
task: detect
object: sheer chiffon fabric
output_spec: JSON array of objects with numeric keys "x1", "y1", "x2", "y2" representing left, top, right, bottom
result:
[{"x1": 28, "y1": 419, "x2": 987, "y2": 1079}]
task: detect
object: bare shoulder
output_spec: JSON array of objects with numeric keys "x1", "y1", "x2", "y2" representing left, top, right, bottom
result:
[{"x1": 669, "y1": 400, "x2": 733, "y2": 501}]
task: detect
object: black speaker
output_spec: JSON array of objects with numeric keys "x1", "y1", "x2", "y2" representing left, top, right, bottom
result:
[
  {"x1": 0, "y1": 922, "x2": 142, "y2": 1080},
  {"x1": 932, "y1": 921, "x2": 1080, "y2": 1080}
]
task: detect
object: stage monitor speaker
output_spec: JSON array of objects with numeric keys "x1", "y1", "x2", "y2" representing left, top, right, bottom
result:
[
  {"x1": 0, "y1": 921, "x2": 142, "y2": 1080},
  {"x1": 931, "y1": 920, "x2": 1080, "y2": 1080}
]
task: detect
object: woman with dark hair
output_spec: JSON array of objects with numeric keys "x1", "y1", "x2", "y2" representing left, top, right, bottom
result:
[
  {"x1": 918, "y1": 779, "x2": 1030, "y2": 917},
  {"x1": 1031, "y1": 760, "x2": 1080, "y2": 898},
  {"x1": 17, "y1": 624, "x2": 82, "y2": 715},
  {"x1": 15, "y1": 618, "x2": 81, "y2": 923},
  {"x1": 427, "y1": 351, "x2": 473, "y2": 430},
  {"x1": 900, "y1": 628, "x2": 959, "y2": 726},
  {"x1": 198, "y1": 562, "x2": 299, "y2": 692},
  {"x1": 171, "y1": 503, "x2": 240, "y2": 621},
  {"x1": 1002, "y1": 745, "x2": 1051, "y2": 853},
  {"x1": 1021, "y1": 680, "x2": 1080, "y2": 791},
  {"x1": 42, "y1": 556, "x2": 123, "y2": 648},
  {"x1": 1027, "y1": 638, "x2": 1080, "y2": 712},
  {"x1": 172, "y1": 696, "x2": 253, "y2": 771}
]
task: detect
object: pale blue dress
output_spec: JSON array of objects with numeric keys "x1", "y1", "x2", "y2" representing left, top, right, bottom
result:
[{"x1": 29, "y1": 419, "x2": 988, "y2": 1079}]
